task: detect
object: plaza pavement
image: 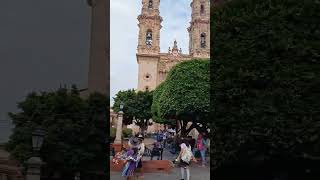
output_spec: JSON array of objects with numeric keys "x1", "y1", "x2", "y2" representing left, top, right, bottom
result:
[{"x1": 110, "y1": 138, "x2": 210, "y2": 180}]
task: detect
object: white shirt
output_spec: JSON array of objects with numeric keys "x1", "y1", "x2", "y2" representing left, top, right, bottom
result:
[
  {"x1": 163, "y1": 133, "x2": 167, "y2": 140},
  {"x1": 138, "y1": 143, "x2": 145, "y2": 156}
]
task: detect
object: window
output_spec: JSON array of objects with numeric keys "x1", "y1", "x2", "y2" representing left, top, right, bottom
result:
[
  {"x1": 148, "y1": 0, "x2": 153, "y2": 9},
  {"x1": 144, "y1": 73, "x2": 151, "y2": 81},
  {"x1": 146, "y1": 30, "x2": 152, "y2": 46},
  {"x1": 145, "y1": 86, "x2": 149, "y2": 91},
  {"x1": 200, "y1": 33, "x2": 206, "y2": 48},
  {"x1": 200, "y1": 4, "x2": 205, "y2": 15}
]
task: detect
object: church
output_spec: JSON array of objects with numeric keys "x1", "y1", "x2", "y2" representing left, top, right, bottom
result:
[
  {"x1": 137, "y1": 0, "x2": 210, "y2": 91},
  {"x1": 115, "y1": 0, "x2": 211, "y2": 135}
]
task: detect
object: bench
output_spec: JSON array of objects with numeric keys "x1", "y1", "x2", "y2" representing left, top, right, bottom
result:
[{"x1": 110, "y1": 160, "x2": 173, "y2": 174}]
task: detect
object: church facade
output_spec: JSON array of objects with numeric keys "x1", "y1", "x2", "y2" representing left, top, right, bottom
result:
[{"x1": 137, "y1": 0, "x2": 210, "y2": 91}]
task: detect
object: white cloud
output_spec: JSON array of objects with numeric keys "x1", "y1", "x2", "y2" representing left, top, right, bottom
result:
[{"x1": 110, "y1": 0, "x2": 192, "y2": 106}]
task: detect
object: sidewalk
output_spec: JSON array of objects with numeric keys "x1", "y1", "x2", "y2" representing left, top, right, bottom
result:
[
  {"x1": 110, "y1": 164, "x2": 210, "y2": 180},
  {"x1": 110, "y1": 138, "x2": 210, "y2": 180}
]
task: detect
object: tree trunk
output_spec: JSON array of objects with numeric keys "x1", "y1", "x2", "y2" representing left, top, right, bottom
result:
[
  {"x1": 180, "y1": 120, "x2": 188, "y2": 137},
  {"x1": 179, "y1": 120, "x2": 196, "y2": 137}
]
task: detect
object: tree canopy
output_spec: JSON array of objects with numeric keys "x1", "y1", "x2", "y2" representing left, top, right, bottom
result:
[
  {"x1": 211, "y1": 0, "x2": 320, "y2": 178},
  {"x1": 113, "y1": 90, "x2": 153, "y2": 131},
  {"x1": 6, "y1": 87, "x2": 108, "y2": 178},
  {"x1": 152, "y1": 59, "x2": 210, "y2": 136}
]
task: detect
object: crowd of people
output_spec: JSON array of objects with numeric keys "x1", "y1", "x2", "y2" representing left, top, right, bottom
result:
[{"x1": 111, "y1": 130, "x2": 209, "y2": 180}]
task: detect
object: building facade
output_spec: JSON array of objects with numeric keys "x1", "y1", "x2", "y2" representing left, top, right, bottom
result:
[{"x1": 137, "y1": 0, "x2": 210, "y2": 91}]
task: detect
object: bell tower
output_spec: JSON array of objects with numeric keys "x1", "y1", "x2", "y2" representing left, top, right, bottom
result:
[
  {"x1": 188, "y1": 0, "x2": 210, "y2": 58},
  {"x1": 137, "y1": 0, "x2": 162, "y2": 55},
  {"x1": 136, "y1": 0, "x2": 162, "y2": 91}
]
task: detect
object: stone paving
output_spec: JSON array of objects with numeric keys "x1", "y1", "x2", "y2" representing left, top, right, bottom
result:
[{"x1": 110, "y1": 138, "x2": 210, "y2": 180}]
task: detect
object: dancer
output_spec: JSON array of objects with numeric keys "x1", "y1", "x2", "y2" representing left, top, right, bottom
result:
[
  {"x1": 113, "y1": 137, "x2": 141, "y2": 180},
  {"x1": 175, "y1": 140, "x2": 196, "y2": 180},
  {"x1": 137, "y1": 134, "x2": 145, "y2": 178}
]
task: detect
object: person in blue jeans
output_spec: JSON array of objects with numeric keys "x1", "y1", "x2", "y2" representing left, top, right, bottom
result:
[{"x1": 193, "y1": 133, "x2": 207, "y2": 167}]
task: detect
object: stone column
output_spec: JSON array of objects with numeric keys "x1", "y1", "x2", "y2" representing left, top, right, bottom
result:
[
  {"x1": 114, "y1": 111, "x2": 123, "y2": 144},
  {"x1": 26, "y1": 157, "x2": 43, "y2": 180}
]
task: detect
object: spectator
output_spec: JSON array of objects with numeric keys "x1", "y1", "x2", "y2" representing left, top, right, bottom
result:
[
  {"x1": 193, "y1": 133, "x2": 207, "y2": 167},
  {"x1": 163, "y1": 131, "x2": 167, "y2": 148},
  {"x1": 151, "y1": 140, "x2": 163, "y2": 160}
]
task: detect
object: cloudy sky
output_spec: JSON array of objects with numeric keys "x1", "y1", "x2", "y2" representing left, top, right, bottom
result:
[{"x1": 110, "y1": 0, "x2": 192, "y2": 105}]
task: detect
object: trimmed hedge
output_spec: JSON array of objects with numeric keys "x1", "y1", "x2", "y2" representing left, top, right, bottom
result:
[{"x1": 152, "y1": 59, "x2": 210, "y2": 136}]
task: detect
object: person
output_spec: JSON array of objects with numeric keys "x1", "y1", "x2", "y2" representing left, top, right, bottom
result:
[
  {"x1": 175, "y1": 140, "x2": 196, "y2": 180},
  {"x1": 194, "y1": 133, "x2": 207, "y2": 167},
  {"x1": 120, "y1": 137, "x2": 141, "y2": 180},
  {"x1": 163, "y1": 131, "x2": 167, "y2": 148},
  {"x1": 189, "y1": 136, "x2": 196, "y2": 152},
  {"x1": 136, "y1": 134, "x2": 145, "y2": 178},
  {"x1": 157, "y1": 130, "x2": 163, "y2": 142},
  {"x1": 151, "y1": 140, "x2": 162, "y2": 160}
]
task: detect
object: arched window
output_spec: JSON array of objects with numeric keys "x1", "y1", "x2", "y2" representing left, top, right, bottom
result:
[
  {"x1": 200, "y1": 4, "x2": 205, "y2": 15},
  {"x1": 148, "y1": 0, "x2": 153, "y2": 9},
  {"x1": 146, "y1": 30, "x2": 152, "y2": 46},
  {"x1": 200, "y1": 33, "x2": 206, "y2": 48}
]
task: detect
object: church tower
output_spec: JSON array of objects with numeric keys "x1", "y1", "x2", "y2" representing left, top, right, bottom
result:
[
  {"x1": 188, "y1": 0, "x2": 210, "y2": 58},
  {"x1": 137, "y1": 0, "x2": 162, "y2": 91}
]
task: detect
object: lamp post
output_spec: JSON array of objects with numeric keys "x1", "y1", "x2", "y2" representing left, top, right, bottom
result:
[
  {"x1": 26, "y1": 128, "x2": 46, "y2": 180},
  {"x1": 114, "y1": 102, "x2": 124, "y2": 151}
]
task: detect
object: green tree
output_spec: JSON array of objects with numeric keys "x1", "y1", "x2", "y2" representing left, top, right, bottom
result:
[
  {"x1": 152, "y1": 59, "x2": 210, "y2": 137},
  {"x1": 151, "y1": 82, "x2": 176, "y2": 128},
  {"x1": 112, "y1": 89, "x2": 136, "y2": 125},
  {"x1": 113, "y1": 90, "x2": 153, "y2": 132},
  {"x1": 6, "y1": 87, "x2": 108, "y2": 178},
  {"x1": 211, "y1": 0, "x2": 320, "y2": 177}
]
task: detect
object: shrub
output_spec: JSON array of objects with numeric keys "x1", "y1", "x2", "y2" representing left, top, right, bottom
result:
[{"x1": 122, "y1": 128, "x2": 133, "y2": 138}]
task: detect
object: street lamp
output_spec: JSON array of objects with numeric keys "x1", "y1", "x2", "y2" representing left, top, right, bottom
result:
[
  {"x1": 114, "y1": 102, "x2": 124, "y2": 148},
  {"x1": 26, "y1": 127, "x2": 46, "y2": 180},
  {"x1": 32, "y1": 128, "x2": 46, "y2": 152},
  {"x1": 120, "y1": 102, "x2": 124, "y2": 111}
]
